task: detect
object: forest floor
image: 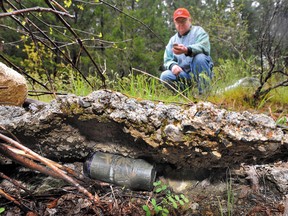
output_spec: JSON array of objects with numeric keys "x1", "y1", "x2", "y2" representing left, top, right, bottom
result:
[
  {"x1": 0, "y1": 161, "x2": 287, "y2": 216},
  {"x1": 0, "y1": 96, "x2": 287, "y2": 215}
]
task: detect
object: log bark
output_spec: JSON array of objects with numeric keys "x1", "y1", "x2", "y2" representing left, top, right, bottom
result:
[{"x1": 0, "y1": 90, "x2": 287, "y2": 169}]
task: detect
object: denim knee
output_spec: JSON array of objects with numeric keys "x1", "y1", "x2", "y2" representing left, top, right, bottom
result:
[
  {"x1": 160, "y1": 70, "x2": 176, "y2": 81},
  {"x1": 191, "y1": 54, "x2": 213, "y2": 78},
  {"x1": 193, "y1": 53, "x2": 207, "y2": 64}
]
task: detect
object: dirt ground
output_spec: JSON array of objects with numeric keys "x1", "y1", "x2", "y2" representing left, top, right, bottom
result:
[{"x1": 0, "y1": 161, "x2": 287, "y2": 216}]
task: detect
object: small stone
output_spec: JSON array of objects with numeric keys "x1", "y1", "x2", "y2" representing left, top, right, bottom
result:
[
  {"x1": 258, "y1": 146, "x2": 266, "y2": 152},
  {"x1": 212, "y1": 151, "x2": 222, "y2": 159},
  {"x1": 79, "y1": 99, "x2": 91, "y2": 108},
  {"x1": 190, "y1": 202, "x2": 199, "y2": 211}
]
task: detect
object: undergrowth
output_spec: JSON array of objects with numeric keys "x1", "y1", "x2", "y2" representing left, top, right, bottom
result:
[
  {"x1": 28, "y1": 59, "x2": 288, "y2": 120},
  {"x1": 142, "y1": 180, "x2": 189, "y2": 216}
]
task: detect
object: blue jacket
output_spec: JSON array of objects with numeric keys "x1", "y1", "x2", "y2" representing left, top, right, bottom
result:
[{"x1": 164, "y1": 25, "x2": 211, "y2": 73}]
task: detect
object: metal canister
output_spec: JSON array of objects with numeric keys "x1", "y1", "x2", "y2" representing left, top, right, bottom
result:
[{"x1": 83, "y1": 152, "x2": 157, "y2": 191}]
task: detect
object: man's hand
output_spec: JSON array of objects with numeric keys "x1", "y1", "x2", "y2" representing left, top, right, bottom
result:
[
  {"x1": 171, "y1": 64, "x2": 182, "y2": 76},
  {"x1": 173, "y1": 44, "x2": 188, "y2": 55}
]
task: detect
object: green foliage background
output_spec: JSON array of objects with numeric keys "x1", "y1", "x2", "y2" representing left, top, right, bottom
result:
[{"x1": 0, "y1": 0, "x2": 287, "y2": 112}]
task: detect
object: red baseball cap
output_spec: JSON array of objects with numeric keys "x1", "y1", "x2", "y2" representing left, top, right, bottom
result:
[{"x1": 173, "y1": 8, "x2": 191, "y2": 20}]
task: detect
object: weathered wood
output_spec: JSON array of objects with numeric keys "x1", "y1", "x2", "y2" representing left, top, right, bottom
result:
[
  {"x1": 0, "y1": 90, "x2": 287, "y2": 169},
  {"x1": 0, "y1": 133, "x2": 100, "y2": 204}
]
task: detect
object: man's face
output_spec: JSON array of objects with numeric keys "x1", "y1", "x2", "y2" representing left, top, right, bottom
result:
[{"x1": 174, "y1": 17, "x2": 191, "y2": 36}]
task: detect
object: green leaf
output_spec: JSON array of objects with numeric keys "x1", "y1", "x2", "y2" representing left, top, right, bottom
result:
[
  {"x1": 154, "y1": 205, "x2": 160, "y2": 214},
  {"x1": 276, "y1": 116, "x2": 287, "y2": 126},
  {"x1": 64, "y1": 0, "x2": 72, "y2": 7},
  {"x1": 168, "y1": 196, "x2": 175, "y2": 203},
  {"x1": 180, "y1": 194, "x2": 189, "y2": 203},
  {"x1": 49, "y1": 27, "x2": 53, "y2": 35},
  {"x1": 161, "y1": 185, "x2": 167, "y2": 190},
  {"x1": 142, "y1": 205, "x2": 151, "y2": 216},
  {"x1": 174, "y1": 195, "x2": 180, "y2": 201},
  {"x1": 155, "y1": 188, "x2": 162, "y2": 193},
  {"x1": 151, "y1": 198, "x2": 157, "y2": 206},
  {"x1": 0, "y1": 207, "x2": 5, "y2": 214},
  {"x1": 179, "y1": 200, "x2": 184, "y2": 206},
  {"x1": 163, "y1": 208, "x2": 169, "y2": 214},
  {"x1": 77, "y1": 4, "x2": 84, "y2": 10},
  {"x1": 153, "y1": 181, "x2": 161, "y2": 187}
]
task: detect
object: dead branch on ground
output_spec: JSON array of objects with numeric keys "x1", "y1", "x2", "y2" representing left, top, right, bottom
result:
[{"x1": 0, "y1": 132, "x2": 100, "y2": 205}]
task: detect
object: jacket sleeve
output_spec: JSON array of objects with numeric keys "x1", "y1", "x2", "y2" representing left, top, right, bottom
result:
[
  {"x1": 163, "y1": 39, "x2": 178, "y2": 70},
  {"x1": 188, "y1": 27, "x2": 210, "y2": 56}
]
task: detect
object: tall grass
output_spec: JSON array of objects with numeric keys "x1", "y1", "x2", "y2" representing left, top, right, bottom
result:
[
  {"x1": 218, "y1": 174, "x2": 234, "y2": 216},
  {"x1": 28, "y1": 58, "x2": 288, "y2": 117}
]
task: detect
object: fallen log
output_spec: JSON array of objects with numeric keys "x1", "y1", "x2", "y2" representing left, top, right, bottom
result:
[{"x1": 0, "y1": 90, "x2": 287, "y2": 170}]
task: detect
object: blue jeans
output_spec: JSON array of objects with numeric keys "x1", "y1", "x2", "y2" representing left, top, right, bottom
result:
[{"x1": 160, "y1": 53, "x2": 213, "y2": 94}]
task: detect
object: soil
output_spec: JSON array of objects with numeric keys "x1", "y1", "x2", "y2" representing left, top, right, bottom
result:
[{"x1": 0, "y1": 161, "x2": 287, "y2": 216}]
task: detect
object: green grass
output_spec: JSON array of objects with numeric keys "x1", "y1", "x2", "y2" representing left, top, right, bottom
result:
[{"x1": 27, "y1": 59, "x2": 288, "y2": 120}]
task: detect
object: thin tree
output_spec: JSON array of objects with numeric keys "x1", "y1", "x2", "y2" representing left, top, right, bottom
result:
[{"x1": 253, "y1": 0, "x2": 288, "y2": 104}]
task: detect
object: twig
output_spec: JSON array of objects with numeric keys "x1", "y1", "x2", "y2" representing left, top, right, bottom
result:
[
  {"x1": 0, "y1": 47, "x2": 51, "y2": 93},
  {"x1": 110, "y1": 186, "x2": 119, "y2": 210},
  {"x1": 28, "y1": 90, "x2": 67, "y2": 95},
  {"x1": 0, "y1": 144, "x2": 66, "y2": 180},
  {"x1": 25, "y1": 18, "x2": 94, "y2": 90},
  {"x1": 0, "y1": 189, "x2": 21, "y2": 206},
  {"x1": 50, "y1": 0, "x2": 68, "y2": 13},
  {"x1": 0, "y1": 188, "x2": 34, "y2": 213},
  {"x1": 0, "y1": 172, "x2": 33, "y2": 196},
  {"x1": 0, "y1": 126, "x2": 106, "y2": 186},
  {"x1": 131, "y1": 67, "x2": 193, "y2": 103},
  {"x1": 1, "y1": 144, "x2": 90, "y2": 183},
  {"x1": 0, "y1": 125, "x2": 21, "y2": 143},
  {"x1": 0, "y1": 133, "x2": 100, "y2": 204},
  {"x1": 0, "y1": 7, "x2": 74, "y2": 18},
  {"x1": 283, "y1": 195, "x2": 288, "y2": 216},
  {"x1": 45, "y1": 0, "x2": 106, "y2": 88},
  {"x1": 2, "y1": 1, "x2": 94, "y2": 92}
]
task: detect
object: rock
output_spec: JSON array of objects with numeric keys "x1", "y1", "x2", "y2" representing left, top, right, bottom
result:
[
  {"x1": 216, "y1": 77, "x2": 261, "y2": 94},
  {"x1": 0, "y1": 62, "x2": 28, "y2": 106},
  {"x1": 0, "y1": 90, "x2": 287, "y2": 171}
]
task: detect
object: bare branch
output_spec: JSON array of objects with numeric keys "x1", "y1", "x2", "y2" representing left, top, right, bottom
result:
[
  {"x1": 0, "y1": 132, "x2": 100, "y2": 204},
  {"x1": 45, "y1": 0, "x2": 106, "y2": 87},
  {"x1": 258, "y1": 80, "x2": 288, "y2": 97},
  {"x1": 26, "y1": 18, "x2": 95, "y2": 89},
  {"x1": 0, "y1": 53, "x2": 51, "y2": 91},
  {"x1": 132, "y1": 67, "x2": 193, "y2": 103},
  {"x1": 50, "y1": 0, "x2": 69, "y2": 13},
  {"x1": 0, "y1": 6, "x2": 74, "y2": 18},
  {"x1": 0, "y1": 188, "x2": 31, "y2": 212}
]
